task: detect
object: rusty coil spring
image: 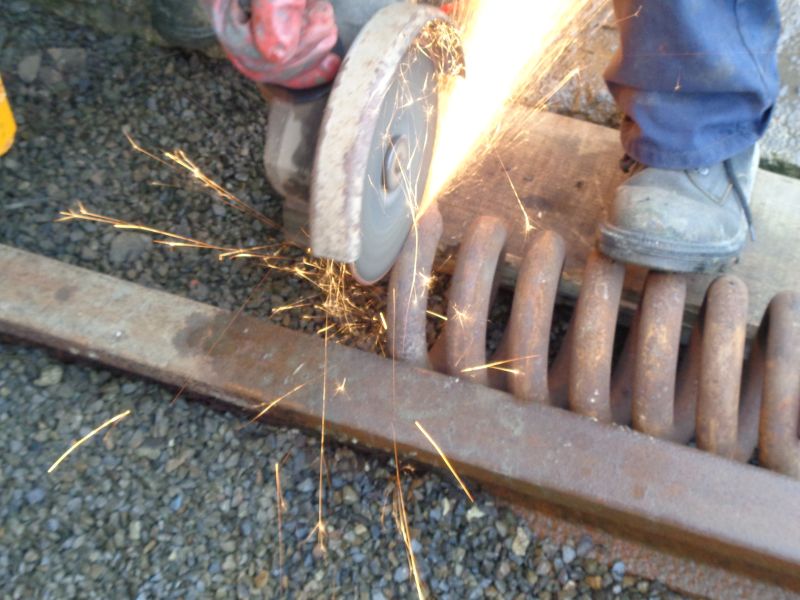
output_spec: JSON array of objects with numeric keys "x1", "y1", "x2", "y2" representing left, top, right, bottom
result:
[{"x1": 388, "y1": 207, "x2": 800, "y2": 478}]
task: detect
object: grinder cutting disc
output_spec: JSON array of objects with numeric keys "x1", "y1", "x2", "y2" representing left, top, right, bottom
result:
[{"x1": 310, "y1": 3, "x2": 453, "y2": 284}]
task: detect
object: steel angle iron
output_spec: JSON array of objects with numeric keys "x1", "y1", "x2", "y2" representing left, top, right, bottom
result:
[{"x1": 311, "y1": 3, "x2": 463, "y2": 284}]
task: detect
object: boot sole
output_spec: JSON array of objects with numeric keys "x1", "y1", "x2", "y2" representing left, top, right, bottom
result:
[{"x1": 597, "y1": 224, "x2": 746, "y2": 273}]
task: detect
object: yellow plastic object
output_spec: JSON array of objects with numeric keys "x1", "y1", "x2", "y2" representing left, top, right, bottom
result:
[{"x1": 0, "y1": 75, "x2": 16, "y2": 156}]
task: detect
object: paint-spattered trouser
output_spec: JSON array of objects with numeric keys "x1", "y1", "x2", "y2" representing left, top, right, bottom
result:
[{"x1": 605, "y1": 0, "x2": 781, "y2": 169}]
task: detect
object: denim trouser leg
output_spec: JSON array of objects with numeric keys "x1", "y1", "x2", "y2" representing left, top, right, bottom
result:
[{"x1": 604, "y1": 0, "x2": 781, "y2": 169}]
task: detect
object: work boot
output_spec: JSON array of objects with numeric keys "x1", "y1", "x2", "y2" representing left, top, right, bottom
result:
[
  {"x1": 598, "y1": 145, "x2": 759, "y2": 273},
  {"x1": 150, "y1": 0, "x2": 217, "y2": 50}
]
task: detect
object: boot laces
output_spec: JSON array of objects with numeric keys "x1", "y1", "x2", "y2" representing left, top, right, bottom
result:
[{"x1": 723, "y1": 158, "x2": 756, "y2": 242}]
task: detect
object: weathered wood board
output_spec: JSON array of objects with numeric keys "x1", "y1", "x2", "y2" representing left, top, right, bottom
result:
[
  {"x1": 436, "y1": 110, "x2": 800, "y2": 331},
  {"x1": 285, "y1": 109, "x2": 800, "y2": 331}
]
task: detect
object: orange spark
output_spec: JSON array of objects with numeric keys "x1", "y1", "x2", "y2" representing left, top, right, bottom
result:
[
  {"x1": 274, "y1": 461, "x2": 287, "y2": 591},
  {"x1": 126, "y1": 133, "x2": 280, "y2": 231},
  {"x1": 48, "y1": 410, "x2": 131, "y2": 473},
  {"x1": 414, "y1": 420, "x2": 474, "y2": 503},
  {"x1": 271, "y1": 298, "x2": 313, "y2": 316},
  {"x1": 314, "y1": 317, "x2": 330, "y2": 553},
  {"x1": 271, "y1": 256, "x2": 386, "y2": 350},
  {"x1": 57, "y1": 203, "x2": 281, "y2": 263},
  {"x1": 246, "y1": 383, "x2": 307, "y2": 425},
  {"x1": 496, "y1": 153, "x2": 534, "y2": 235},
  {"x1": 535, "y1": 66, "x2": 583, "y2": 110},
  {"x1": 426, "y1": 310, "x2": 448, "y2": 321},
  {"x1": 450, "y1": 303, "x2": 473, "y2": 328},
  {"x1": 392, "y1": 429, "x2": 425, "y2": 599},
  {"x1": 421, "y1": 0, "x2": 604, "y2": 214},
  {"x1": 390, "y1": 289, "x2": 425, "y2": 598},
  {"x1": 460, "y1": 354, "x2": 539, "y2": 375},
  {"x1": 317, "y1": 323, "x2": 335, "y2": 336}
]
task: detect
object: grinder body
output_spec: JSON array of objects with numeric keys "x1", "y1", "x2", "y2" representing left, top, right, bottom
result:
[{"x1": 262, "y1": 0, "x2": 405, "y2": 233}]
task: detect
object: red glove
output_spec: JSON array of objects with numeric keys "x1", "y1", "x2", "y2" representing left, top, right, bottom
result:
[{"x1": 205, "y1": 0, "x2": 341, "y2": 89}]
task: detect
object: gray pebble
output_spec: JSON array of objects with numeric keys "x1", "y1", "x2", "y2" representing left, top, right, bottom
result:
[
  {"x1": 535, "y1": 560, "x2": 552, "y2": 576},
  {"x1": 393, "y1": 565, "x2": 409, "y2": 583},
  {"x1": 47, "y1": 47, "x2": 87, "y2": 71},
  {"x1": 297, "y1": 478, "x2": 314, "y2": 493},
  {"x1": 169, "y1": 494, "x2": 183, "y2": 511},
  {"x1": 109, "y1": 232, "x2": 150, "y2": 266},
  {"x1": 121, "y1": 382, "x2": 138, "y2": 395},
  {"x1": 342, "y1": 485, "x2": 358, "y2": 504},
  {"x1": 222, "y1": 555, "x2": 236, "y2": 571},
  {"x1": 611, "y1": 560, "x2": 626, "y2": 581},
  {"x1": 576, "y1": 534, "x2": 594, "y2": 557},
  {"x1": 17, "y1": 52, "x2": 41, "y2": 82},
  {"x1": 129, "y1": 520, "x2": 142, "y2": 541},
  {"x1": 26, "y1": 487, "x2": 45, "y2": 504},
  {"x1": 33, "y1": 365, "x2": 62, "y2": 387},
  {"x1": 135, "y1": 445, "x2": 161, "y2": 460}
]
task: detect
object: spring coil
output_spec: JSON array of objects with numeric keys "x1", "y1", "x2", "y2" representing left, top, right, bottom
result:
[{"x1": 388, "y1": 207, "x2": 800, "y2": 479}]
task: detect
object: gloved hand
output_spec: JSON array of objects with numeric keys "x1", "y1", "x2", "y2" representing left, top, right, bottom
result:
[{"x1": 205, "y1": 0, "x2": 342, "y2": 89}]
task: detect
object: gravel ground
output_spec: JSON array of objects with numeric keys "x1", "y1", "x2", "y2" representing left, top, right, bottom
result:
[
  {"x1": 1, "y1": 3, "x2": 696, "y2": 599},
  {"x1": 0, "y1": 342, "x2": 690, "y2": 599}
]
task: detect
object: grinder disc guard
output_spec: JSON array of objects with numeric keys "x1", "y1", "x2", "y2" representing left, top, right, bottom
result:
[{"x1": 310, "y1": 4, "x2": 452, "y2": 284}]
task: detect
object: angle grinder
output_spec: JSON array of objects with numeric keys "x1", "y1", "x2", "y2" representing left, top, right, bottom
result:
[{"x1": 209, "y1": 1, "x2": 462, "y2": 284}]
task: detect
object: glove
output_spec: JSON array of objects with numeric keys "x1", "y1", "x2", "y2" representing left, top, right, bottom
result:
[{"x1": 205, "y1": 0, "x2": 342, "y2": 89}]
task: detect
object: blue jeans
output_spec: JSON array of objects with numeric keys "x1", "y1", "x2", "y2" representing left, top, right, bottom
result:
[{"x1": 605, "y1": 0, "x2": 781, "y2": 169}]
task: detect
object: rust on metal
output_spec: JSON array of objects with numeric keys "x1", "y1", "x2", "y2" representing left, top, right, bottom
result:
[
  {"x1": 695, "y1": 275, "x2": 752, "y2": 459},
  {"x1": 502, "y1": 229, "x2": 568, "y2": 407},
  {"x1": 632, "y1": 272, "x2": 693, "y2": 443},
  {"x1": 568, "y1": 251, "x2": 626, "y2": 423},
  {"x1": 3, "y1": 243, "x2": 800, "y2": 589},
  {"x1": 387, "y1": 214, "x2": 800, "y2": 481},
  {"x1": 388, "y1": 207, "x2": 442, "y2": 369},
  {"x1": 438, "y1": 215, "x2": 507, "y2": 385},
  {"x1": 760, "y1": 292, "x2": 800, "y2": 478}
]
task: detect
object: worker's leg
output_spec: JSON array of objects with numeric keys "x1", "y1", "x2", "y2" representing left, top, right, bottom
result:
[
  {"x1": 598, "y1": 0, "x2": 781, "y2": 273},
  {"x1": 605, "y1": 0, "x2": 781, "y2": 169}
]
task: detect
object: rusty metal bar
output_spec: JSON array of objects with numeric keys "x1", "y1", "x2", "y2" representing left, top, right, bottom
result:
[
  {"x1": 568, "y1": 251, "x2": 625, "y2": 423},
  {"x1": 388, "y1": 207, "x2": 442, "y2": 369},
  {"x1": 2, "y1": 243, "x2": 800, "y2": 590},
  {"x1": 632, "y1": 272, "x2": 693, "y2": 443},
  {"x1": 502, "y1": 229, "x2": 566, "y2": 406},
  {"x1": 696, "y1": 275, "x2": 752, "y2": 460},
  {"x1": 760, "y1": 292, "x2": 800, "y2": 478},
  {"x1": 439, "y1": 216, "x2": 507, "y2": 385}
]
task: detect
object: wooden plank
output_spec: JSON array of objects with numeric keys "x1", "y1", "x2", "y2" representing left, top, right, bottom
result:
[
  {"x1": 3, "y1": 243, "x2": 800, "y2": 591},
  {"x1": 284, "y1": 109, "x2": 800, "y2": 331},
  {"x1": 435, "y1": 109, "x2": 800, "y2": 331}
]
